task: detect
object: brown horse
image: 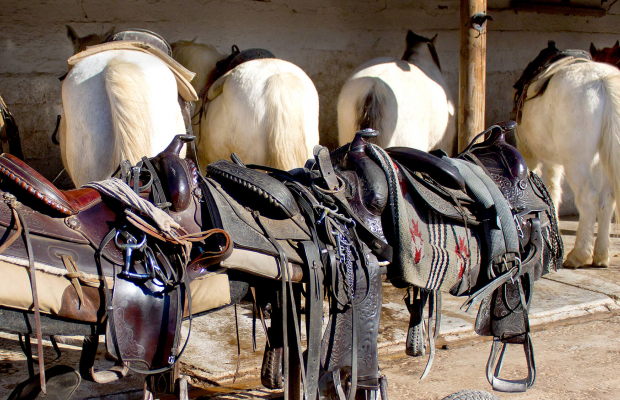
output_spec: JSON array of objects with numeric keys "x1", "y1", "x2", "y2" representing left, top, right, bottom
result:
[{"x1": 590, "y1": 41, "x2": 620, "y2": 69}]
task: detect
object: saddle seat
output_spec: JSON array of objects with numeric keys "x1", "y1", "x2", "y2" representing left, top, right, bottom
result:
[
  {"x1": 0, "y1": 153, "x2": 101, "y2": 215},
  {"x1": 385, "y1": 147, "x2": 465, "y2": 190}
]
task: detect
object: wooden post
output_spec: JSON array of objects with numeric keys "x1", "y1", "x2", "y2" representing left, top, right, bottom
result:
[{"x1": 458, "y1": 0, "x2": 488, "y2": 152}]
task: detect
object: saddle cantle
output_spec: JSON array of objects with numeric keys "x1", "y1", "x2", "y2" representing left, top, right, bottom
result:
[
  {"x1": 0, "y1": 153, "x2": 101, "y2": 215},
  {"x1": 67, "y1": 34, "x2": 199, "y2": 102},
  {"x1": 105, "y1": 29, "x2": 172, "y2": 56},
  {"x1": 202, "y1": 45, "x2": 276, "y2": 101}
]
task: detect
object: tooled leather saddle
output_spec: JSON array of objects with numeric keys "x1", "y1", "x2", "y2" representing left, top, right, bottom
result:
[
  {"x1": 393, "y1": 121, "x2": 563, "y2": 392},
  {"x1": 0, "y1": 135, "x2": 231, "y2": 387}
]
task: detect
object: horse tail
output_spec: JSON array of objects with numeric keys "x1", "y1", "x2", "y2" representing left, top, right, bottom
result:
[
  {"x1": 338, "y1": 76, "x2": 396, "y2": 147},
  {"x1": 599, "y1": 71, "x2": 620, "y2": 221},
  {"x1": 264, "y1": 72, "x2": 313, "y2": 170},
  {"x1": 104, "y1": 57, "x2": 153, "y2": 167},
  {"x1": 357, "y1": 80, "x2": 385, "y2": 132}
]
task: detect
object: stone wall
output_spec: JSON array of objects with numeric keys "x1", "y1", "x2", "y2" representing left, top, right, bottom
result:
[{"x1": 1, "y1": 0, "x2": 619, "y2": 212}]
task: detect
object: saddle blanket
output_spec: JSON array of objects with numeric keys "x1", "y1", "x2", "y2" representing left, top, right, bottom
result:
[
  {"x1": 0, "y1": 256, "x2": 230, "y2": 323},
  {"x1": 67, "y1": 41, "x2": 199, "y2": 102},
  {"x1": 368, "y1": 145, "x2": 482, "y2": 292}
]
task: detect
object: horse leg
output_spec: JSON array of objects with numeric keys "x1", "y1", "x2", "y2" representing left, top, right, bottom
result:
[
  {"x1": 516, "y1": 133, "x2": 542, "y2": 175},
  {"x1": 563, "y1": 169, "x2": 598, "y2": 268},
  {"x1": 593, "y1": 181, "x2": 615, "y2": 267},
  {"x1": 542, "y1": 163, "x2": 564, "y2": 221}
]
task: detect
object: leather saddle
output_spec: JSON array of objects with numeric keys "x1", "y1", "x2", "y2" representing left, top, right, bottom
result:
[
  {"x1": 105, "y1": 29, "x2": 172, "y2": 56},
  {"x1": 395, "y1": 122, "x2": 563, "y2": 392},
  {"x1": 200, "y1": 45, "x2": 276, "y2": 101},
  {"x1": 458, "y1": 122, "x2": 561, "y2": 391},
  {"x1": 511, "y1": 41, "x2": 591, "y2": 123},
  {"x1": 214, "y1": 45, "x2": 275, "y2": 84},
  {"x1": 0, "y1": 135, "x2": 230, "y2": 384},
  {"x1": 200, "y1": 130, "x2": 393, "y2": 397}
]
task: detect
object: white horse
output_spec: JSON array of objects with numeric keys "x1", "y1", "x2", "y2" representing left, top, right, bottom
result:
[
  {"x1": 337, "y1": 31, "x2": 456, "y2": 154},
  {"x1": 171, "y1": 40, "x2": 320, "y2": 170},
  {"x1": 60, "y1": 28, "x2": 188, "y2": 187},
  {"x1": 515, "y1": 45, "x2": 620, "y2": 268}
]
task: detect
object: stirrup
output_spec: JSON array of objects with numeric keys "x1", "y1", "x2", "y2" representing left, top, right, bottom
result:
[{"x1": 486, "y1": 334, "x2": 536, "y2": 392}]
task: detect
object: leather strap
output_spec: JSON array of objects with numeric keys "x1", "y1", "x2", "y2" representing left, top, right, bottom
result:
[
  {"x1": 141, "y1": 156, "x2": 171, "y2": 211},
  {"x1": 253, "y1": 211, "x2": 307, "y2": 400},
  {"x1": 461, "y1": 262, "x2": 521, "y2": 312},
  {"x1": 299, "y1": 241, "x2": 323, "y2": 400},
  {"x1": 5, "y1": 200, "x2": 47, "y2": 393},
  {"x1": 420, "y1": 291, "x2": 441, "y2": 380},
  {"x1": 61, "y1": 254, "x2": 85, "y2": 308},
  {"x1": 314, "y1": 146, "x2": 393, "y2": 262}
]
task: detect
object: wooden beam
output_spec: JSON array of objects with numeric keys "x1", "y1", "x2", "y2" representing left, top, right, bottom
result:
[{"x1": 458, "y1": 0, "x2": 488, "y2": 152}]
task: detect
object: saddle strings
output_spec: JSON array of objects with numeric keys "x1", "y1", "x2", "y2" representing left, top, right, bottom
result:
[{"x1": 1, "y1": 194, "x2": 47, "y2": 393}]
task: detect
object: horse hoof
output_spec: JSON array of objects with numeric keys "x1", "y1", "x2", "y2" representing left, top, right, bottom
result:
[
  {"x1": 562, "y1": 262, "x2": 580, "y2": 269},
  {"x1": 563, "y1": 250, "x2": 591, "y2": 269}
]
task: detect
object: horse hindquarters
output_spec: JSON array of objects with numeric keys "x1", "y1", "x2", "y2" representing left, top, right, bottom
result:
[
  {"x1": 62, "y1": 51, "x2": 184, "y2": 187},
  {"x1": 591, "y1": 72, "x2": 620, "y2": 265},
  {"x1": 337, "y1": 62, "x2": 455, "y2": 154},
  {"x1": 264, "y1": 72, "x2": 319, "y2": 170},
  {"x1": 200, "y1": 61, "x2": 319, "y2": 170},
  {"x1": 337, "y1": 76, "x2": 397, "y2": 147}
]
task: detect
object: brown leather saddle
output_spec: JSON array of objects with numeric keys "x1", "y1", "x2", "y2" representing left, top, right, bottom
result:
[{"x1": 0, "y1": 135, "x2": 231, "y2": 386}]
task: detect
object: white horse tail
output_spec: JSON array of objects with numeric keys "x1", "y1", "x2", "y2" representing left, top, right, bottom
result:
[
  {"x1": 338, "y1": 76, "x2": 397, "y2": 147},
  {"x1": 599, "y1": 72, "x2": 620, "y2": 220},
  {"x1": 104, "y1": 57, "x2": 153, "y2": 167},
  {"x1": 265, "y1": 72, "x2": 309, "y2": 170}
]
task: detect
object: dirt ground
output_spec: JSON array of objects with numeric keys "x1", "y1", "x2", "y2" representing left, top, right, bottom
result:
[
  {"x1": 180, "y1": 312, "x2": 620, "y2": 400},
  {"x1": 1, "y1": 217, "x2": 619, "y2": 399}
]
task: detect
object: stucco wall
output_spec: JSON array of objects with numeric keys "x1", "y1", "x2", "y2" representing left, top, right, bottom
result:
[{"x1": 2, "y1": 0, "x2": 620, "y2": 212}]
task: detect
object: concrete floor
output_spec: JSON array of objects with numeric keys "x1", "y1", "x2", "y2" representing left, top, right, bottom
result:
[{"x1": 1, "y1": 216, "x2": 620, "y2": 399}]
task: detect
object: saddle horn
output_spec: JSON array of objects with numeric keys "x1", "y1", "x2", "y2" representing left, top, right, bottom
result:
[{"x1": 150, "y1": 135, "x2": 197, "y2": 212}]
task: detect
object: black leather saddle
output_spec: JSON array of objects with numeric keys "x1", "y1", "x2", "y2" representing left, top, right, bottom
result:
[
  {"x1": 0, "y1": 135, "x2": 228, "y2": 388},
  {"x1": 511, "y1": 41, "x2": 591, "y2": 122},
  {"x1": 513, "y1": 41, "x2": 591, "y2": 96},
  {"x1": 215, "y1": 45, "x2": 275, "y2": 80}
]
